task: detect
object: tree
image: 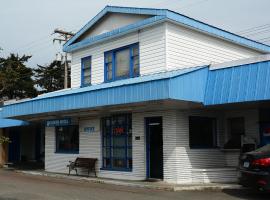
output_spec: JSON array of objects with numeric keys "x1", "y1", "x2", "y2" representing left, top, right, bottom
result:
[
  {"x1": 0, "y1": 54, "x2": 37, "y2": 100},
  {"x1": 34, "y1": 60, "x2": 69, "y2": 93}
]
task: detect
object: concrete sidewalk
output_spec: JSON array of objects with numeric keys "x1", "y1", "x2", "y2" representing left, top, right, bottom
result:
[{"x1": 15, "y1": 169, "x2": 243, "y2": 192}]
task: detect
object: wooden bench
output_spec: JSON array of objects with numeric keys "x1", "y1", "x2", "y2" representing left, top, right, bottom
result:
[{"x1": 67, "y1": 157, "x2": 97, "y2": 177}]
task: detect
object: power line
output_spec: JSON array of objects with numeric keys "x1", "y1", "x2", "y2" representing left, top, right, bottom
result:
[
  {"x1": 237, "y1": 23, "x2": 270, "y2": 34},
  {"x1": 243, "y1": 29, "x2": 270, "y2": 37},
  {"x1": 176, "y1": 0, "x2": 210, "y2": 10}
]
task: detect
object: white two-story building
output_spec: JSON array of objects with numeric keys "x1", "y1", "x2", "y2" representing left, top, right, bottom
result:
[{"x1": 1, "y1": 6, "x2": 270, "y2": 184}]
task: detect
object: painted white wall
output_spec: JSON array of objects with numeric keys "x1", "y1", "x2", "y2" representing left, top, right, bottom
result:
[
  {"x1": 78, "y1": 13, "x2": 150, "y2": 40},
  {"x1": 171, "y1": 109, "x2": 260, "y2": 184},
  {"x1": 44, "y1": 108, "x2": 260, "y2": 184},
  {"x1": 70, "y1": 21, "x2": 263, "y2": 89},
  {"x1": 165, "y1": 22, "x2": 262, "y2": 71},
  {"x1": 71, "y1": 23, "x2": 166, "y2": 88}
]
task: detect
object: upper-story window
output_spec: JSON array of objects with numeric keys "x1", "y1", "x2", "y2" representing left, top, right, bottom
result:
[
  {"x1": 104, "y1": 43, "x2": 139, "y2": 82},
  {"x1": 81, "y1": 56, "x2": 92, "y2": 87}
]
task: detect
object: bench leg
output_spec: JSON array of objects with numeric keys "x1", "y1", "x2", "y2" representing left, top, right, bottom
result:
[{"x1": 75, "y1": 168, "x2": 78, "y2": 176}]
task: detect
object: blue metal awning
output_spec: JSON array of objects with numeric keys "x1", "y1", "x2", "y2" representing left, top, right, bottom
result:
[
  {"x1": 1, "y1": 59, "x2": 270, "y2": 119},
  {"x1": 204, "y1": 60, "x2": 270, "y2": 105},
  {"x1": 0, "y1": 67, "x2": 208, "y2": 118},
  {"x1": 0, "y1": 119, "x2": 29, "y2": 128}
]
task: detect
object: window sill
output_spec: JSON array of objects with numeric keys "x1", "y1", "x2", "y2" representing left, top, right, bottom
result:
[
  {"x1": 190, "y1": 147, "x2": 220, "y2": 150},
  {"x1": 220, "y1": 149, "x2": 241, "y2": 152},
  {"x1": 55, "y1": 151, "x2": 79, "y2": 154},
  {"x1": 100, "y1": 167, "x2": 132, "y2": 172}
]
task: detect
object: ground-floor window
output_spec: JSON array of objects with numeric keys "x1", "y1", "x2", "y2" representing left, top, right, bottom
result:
[
  {"x1": 102, "y1": 114, "x2": 132, "y2": 171},
  {"x1": 224, "y1": 117, "x2": 245, "y2": 149},
  {"x1": 189, "y1": 116, "x2": 217, "y2": 148},
  {"x1": 55, "y1": 125, "x2": 79, "y2": 153}
]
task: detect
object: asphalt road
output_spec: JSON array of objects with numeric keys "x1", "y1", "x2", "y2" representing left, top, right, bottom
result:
[{"x1": 0, "y1": 169, "x2": 268, "y2": 200}]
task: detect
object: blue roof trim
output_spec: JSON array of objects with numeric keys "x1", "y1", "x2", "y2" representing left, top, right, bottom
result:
[
  {"x1": 64, "y1": 6, "x2": 270, "y2": 53},
  {"x1": 64, "y1": 6, "x2": 167, "y2": 49},
  {"x1": 1, "y1": 67, "x2": 207, "y2": 118},
  {"x1": 0, "y1": 119, "x2": 29, "y2": 128},
  {"x1": 64, "y1": 15, "x2": 166, "y2": 52}
]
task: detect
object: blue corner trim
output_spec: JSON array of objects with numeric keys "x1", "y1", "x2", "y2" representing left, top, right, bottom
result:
[{"x1": 64, "y1": 6, "x2": 270, "y2": 53}]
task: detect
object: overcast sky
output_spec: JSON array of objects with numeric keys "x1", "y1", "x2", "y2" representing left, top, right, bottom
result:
[{"x1": 1, "y1": 0, "x2": 270, "y2": 68}]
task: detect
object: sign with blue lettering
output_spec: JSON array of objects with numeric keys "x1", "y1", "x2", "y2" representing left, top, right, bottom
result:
[
  {"x1": 84, "y1": 127, "x2": 95, "y2": 134},
  {"x1": 46, "y1": 118, "x2": 71, "y2": 127}
]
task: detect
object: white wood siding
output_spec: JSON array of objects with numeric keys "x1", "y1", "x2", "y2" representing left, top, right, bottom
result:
[
  {"x1": 70, "y1": 24, "x2": 166, "y2": 88},
  {"x1": 44, "y1": 108, "x2": 260, "y2": 184},
  {"x1": 165, "y1": 22, "x2": 262, "y2": 71},
  {"x1": 171, "y1": 109, "x2": 260, "y2": 184}
]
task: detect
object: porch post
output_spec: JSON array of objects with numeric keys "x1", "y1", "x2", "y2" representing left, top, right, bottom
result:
[{"x1": 0, "y1": 129, "x2": 8, "y2": 166}]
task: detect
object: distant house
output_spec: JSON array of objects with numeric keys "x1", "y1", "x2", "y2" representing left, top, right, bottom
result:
[{"x1": 1, "y1": 6, "x2": 270, "y2": 184}]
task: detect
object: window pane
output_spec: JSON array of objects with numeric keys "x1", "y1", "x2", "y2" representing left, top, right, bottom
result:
[
  {"x1": 112, "y1": 159, "x2": 126, "y2": 168},
  {"x1": 103, "y1": 147, "x2": 111, "y2": 158},
  {"x1": 112, "y1": 148, "x2": 125, "y2": 158},
  {"x1": 105, "y1": 53, "x2": 112, "y2": 63},
  {"x1": 84, "y1": 76, "x2": 91, "y2": 85},
  {"x1": 106, "y1": 63, "x2": 113, "y2": 80},
  {"x1": 103, "y1": 158, "x2": 111, "y2": 168},
  {"x1": 133, "y1": 56, "x2": 139, "y2": 76},
  {"x1": 132, "y1": 46, "x2": 139, "y2": 56},
  {"x1": 83, "y1": 58, "x2": 91, "y2": 69},
  {"x1": 127, "y1": 148, "x2": 132, "y2": 158},
  {"x1": 189, "y1": 117, "x2": 216, "y2": 148},
  {"x1": 56, "y1": 126, "x2": 79, "y2": 152},
  {"x1": 127, "y1": 135, "x2": 132, "y2": 146},
  {"x1": 112, "y1": 136, "x2": 126, "y2": 147},
  {"x1": 115, "y1": 49, "x2": 130, "y2": 78},
  {"x1": 102, "y1": 114, "x2": 132, "y2": 170},
  {"x1": 224, "y1": 117, "x2": 245, "y2": 149},
  {"x1": 103, "y1": 136, "x2": 110, "y2": 147}
]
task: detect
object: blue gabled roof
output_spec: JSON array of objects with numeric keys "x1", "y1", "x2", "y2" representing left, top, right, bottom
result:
[{"x1": 63, "y1": 5, "x2": 270, "y2": 53}]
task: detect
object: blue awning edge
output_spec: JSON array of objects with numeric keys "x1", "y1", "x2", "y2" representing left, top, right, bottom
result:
[{"x1": 0, "y1": 119, "x2": 30, "y2": 128}]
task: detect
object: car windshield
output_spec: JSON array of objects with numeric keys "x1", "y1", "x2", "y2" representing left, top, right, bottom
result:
[{"x1": 253, "y1": 144, "x2": 270, "y2": 153}]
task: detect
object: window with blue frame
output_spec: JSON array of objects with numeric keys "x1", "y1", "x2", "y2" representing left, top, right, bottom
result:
[
  {"x1": 55, "y1": 125, "x2": 79, "y2": 153},
  {"x1": 189, "y1": 116, "x2": 217, "y2": 149},
  {"x1": 102, "y1": 114, "x2": 132, "y2": 171},
  {"x1": 81, "y1": 56, "x2": 92, "y2": 86},
  {"x1": 104, "y1": 43, "x2": 139, "y2": 82}
]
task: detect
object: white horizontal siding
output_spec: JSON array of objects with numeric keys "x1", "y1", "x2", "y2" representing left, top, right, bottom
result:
[
  {"x1": 165, "y1": 22, "x2": 262, "y2": 71},
  {"x1": 70, "y1": 24, "x2": 166, "y2": 88},
  {"x1": 172, "y1": 109, "x2": 260, "y2": 184}
]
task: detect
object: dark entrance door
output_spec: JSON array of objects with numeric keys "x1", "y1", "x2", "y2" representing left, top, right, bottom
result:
[
  {"x1": 8, "y1": 129, "x2": 21, "y2": 162},
  {"x1": 146, "y1": 117, "x2": 163, "y2": 179}
]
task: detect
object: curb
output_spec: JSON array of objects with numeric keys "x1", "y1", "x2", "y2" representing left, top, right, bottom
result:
[{"x1": 15, "y1": 170, "x2": 243, "y2": 192}]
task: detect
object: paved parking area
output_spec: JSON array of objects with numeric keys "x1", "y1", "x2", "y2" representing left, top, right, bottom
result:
[{"x1": 0, "y1": 169, "x2": 268, "y2": 200}]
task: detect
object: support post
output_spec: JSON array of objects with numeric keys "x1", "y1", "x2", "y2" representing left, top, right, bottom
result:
[{"x1": 0, "y1": 129, "x2": 8, "y2": 166}]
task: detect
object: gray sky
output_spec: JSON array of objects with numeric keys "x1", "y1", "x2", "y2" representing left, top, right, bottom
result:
[{"x1": 1, "y1": 0, "x2": 270, "y2": 68}]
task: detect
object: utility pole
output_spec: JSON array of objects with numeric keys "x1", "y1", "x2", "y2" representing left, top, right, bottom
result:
[{"x1": 53, "y1": 29, "x2": 75, "y2": 89}]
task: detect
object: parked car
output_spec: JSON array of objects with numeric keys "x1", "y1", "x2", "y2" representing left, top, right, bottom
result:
[{"x1": 239, "y1": 144, "x2": 270, "y2": 191}]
